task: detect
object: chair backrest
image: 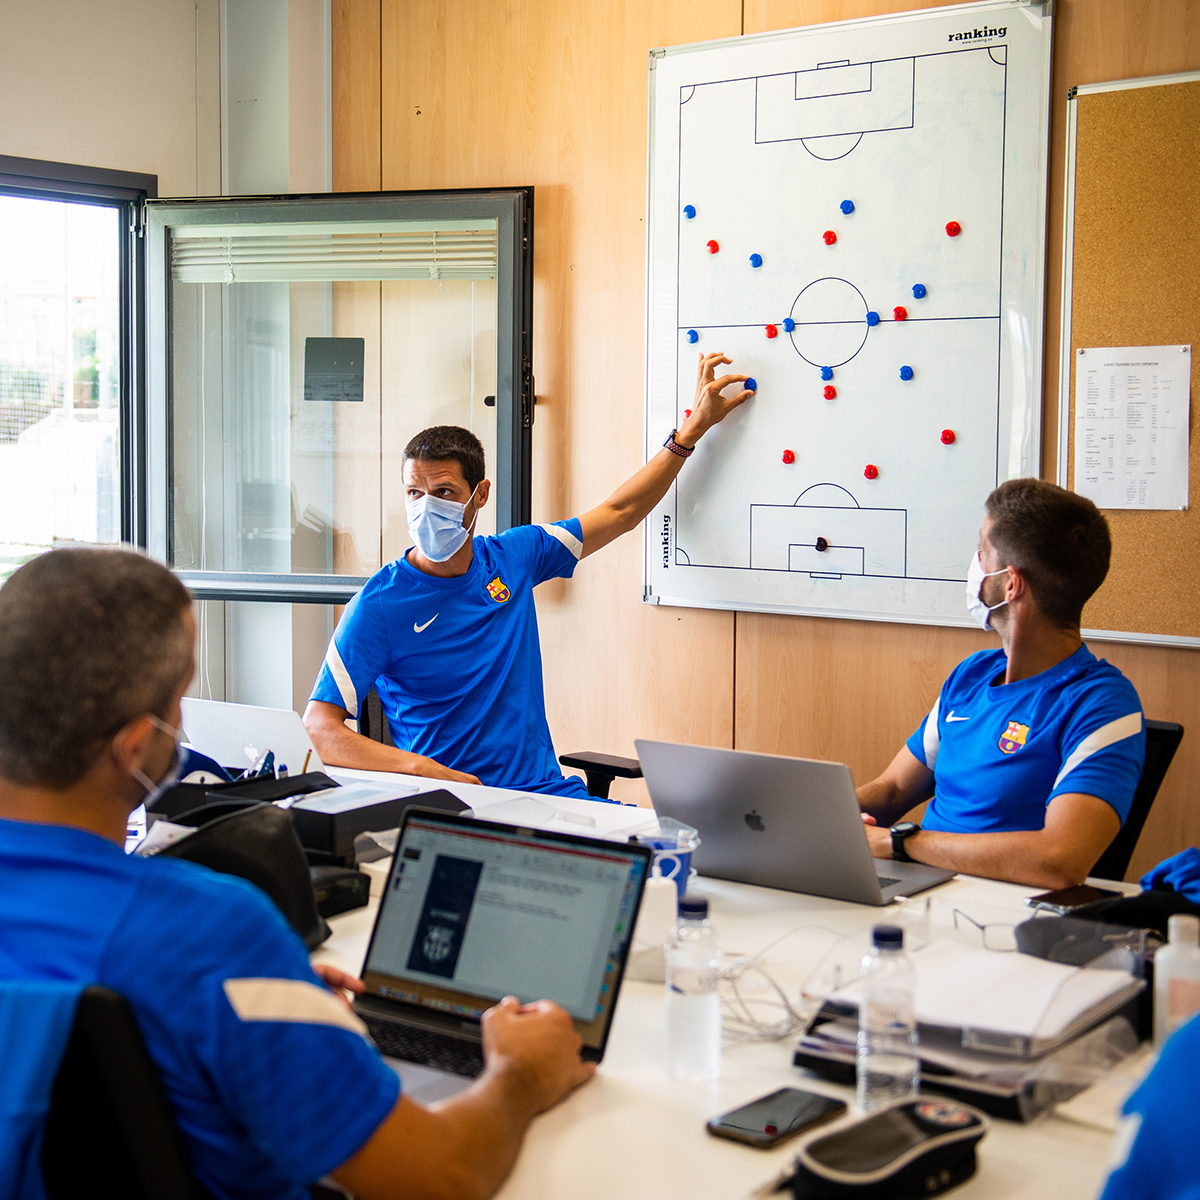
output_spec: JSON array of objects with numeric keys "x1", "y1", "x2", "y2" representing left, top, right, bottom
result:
[
  {"x1": 1092, "y1": 719, "x2": 1184, "y2": 882},
  {"x1": 41, "y1": 986, "x2": 209, "y2": 1200}
]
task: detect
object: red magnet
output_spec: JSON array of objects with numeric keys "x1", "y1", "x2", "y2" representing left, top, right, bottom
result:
[
  {"x1": 864, "y1": 464, "x2": 879, "y2": 479},
  {"x1": 823, "y1": 384, "x2": 837, "y2": 399},
  {"x1": 684, "y1": 409, "x2": 692, "y2": 418},
  {"x1": 945, "y1": 221, "x2": 961, "y2": 237},
  {"x1": 706, "y1": 239, "x2": 720, "y2": 254},
  {"x1": 893, "y1": 305, "x2": 908, "y2": 321},
  {"x1": 823, "y1": 230, "x2": 837, "y2": 245},
  {"x1": 765, "y1": 324, "x2": 778, "y2": 338},
  {"x1": 941, "y1": 429, "x2": 956, "y2": 444},
  {"x1": 782, "y1": 449, "x2": 795, "y2": 464}
]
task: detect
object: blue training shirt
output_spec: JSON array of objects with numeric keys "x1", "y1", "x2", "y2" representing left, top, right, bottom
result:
[
  {"x1": 1099, "y1": 1012, "x2": 1200, "y2": 1200},
  {"x1": 905, "y1": 644, "x2": 1144, "y2": 832},
  {"x1": 310, "y1": 519, "x2": 593, "y2": 800},
  {"x1": 0, "y1": 818, "x2": 400, "y2": 1200}
]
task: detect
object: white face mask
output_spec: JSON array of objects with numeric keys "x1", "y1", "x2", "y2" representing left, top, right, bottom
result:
[
  {"x1": 965, "y1": 551, "x2": 1010, "y2": 631},
  {"x1": 129, "y1": 715, "x2": 185, "y2": 807},
  {"x1": 406, "y1": 485, "x2": 480, "y2": 563}
]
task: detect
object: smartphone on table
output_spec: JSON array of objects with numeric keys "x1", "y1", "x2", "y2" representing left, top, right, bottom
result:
[
  {"x1": 1024, "y1": 884, "x2": 1122, "y2": 914},
  {"x1": 706, "y1": 1087, "x2": 847, "y2": 1148}
]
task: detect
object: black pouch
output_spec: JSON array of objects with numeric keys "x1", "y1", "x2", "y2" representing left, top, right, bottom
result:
[
  {"x1": 148, "y1": 772, "x2": 338, "y2": 821},
  {"x1": 785, "y1": 1099, "x2": 987, "y2": 1199},
  {"x1": 157, "y1": 801, "x2": 331, "y2": 949}
]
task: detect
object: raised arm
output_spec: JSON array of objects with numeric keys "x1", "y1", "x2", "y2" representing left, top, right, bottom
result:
[
  {"x1": 577, "y1": 351, "x2": 752, "y2": 558},
  {"x1": 302, "y1": 699, "x2": 481, "y2": 785}
]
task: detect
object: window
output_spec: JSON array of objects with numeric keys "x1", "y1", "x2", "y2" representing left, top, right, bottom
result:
[{"x1": 0, "y1": 156, "x2": 153, "y2": 583}]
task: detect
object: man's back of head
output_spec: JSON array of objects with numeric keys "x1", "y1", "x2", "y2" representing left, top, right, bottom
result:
[
  {"x1": 985, "y1": 478, "x2": 1111, "y2": 629},
  {"x1": 0, "y1": 548, "x2": 192, "y2": 789}
]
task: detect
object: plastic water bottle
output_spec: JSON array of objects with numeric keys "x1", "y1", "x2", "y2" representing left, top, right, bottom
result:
[
  {"x1": 1154, "y1": 914, "x2": 1200, "y2": 1047},
  {"x1": 856, "y1": 924, "x2": 919, "y2": 1111},
  {"x1": 664, "y1": 894, "x2": 721, "y2": 1080}
]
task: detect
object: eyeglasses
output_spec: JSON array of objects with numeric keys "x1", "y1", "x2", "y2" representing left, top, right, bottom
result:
[{"x1": 952, "y1": 908, "x2": 1018, "y2": 952}]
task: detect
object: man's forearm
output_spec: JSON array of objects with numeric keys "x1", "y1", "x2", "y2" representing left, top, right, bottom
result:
[{"x1": 857, "y1": 778, "x2": 918, "y2": 827}]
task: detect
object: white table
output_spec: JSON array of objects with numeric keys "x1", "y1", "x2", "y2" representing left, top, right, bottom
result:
[{"x1": 313, "y1": 770, "x2": 1135, "y2": 1200}]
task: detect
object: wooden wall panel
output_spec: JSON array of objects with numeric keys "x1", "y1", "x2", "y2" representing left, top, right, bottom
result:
[
  {"x1": 332, "y1": 0, "x2": 380, "y2": 192},
  {"x1": 335, "y1": 0, "x2": 1200, "y2": 846}
]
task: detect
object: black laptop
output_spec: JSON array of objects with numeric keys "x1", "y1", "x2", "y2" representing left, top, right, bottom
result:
[{"x1": 353, "y1": 807, "x2": 652, "y2": 1101}]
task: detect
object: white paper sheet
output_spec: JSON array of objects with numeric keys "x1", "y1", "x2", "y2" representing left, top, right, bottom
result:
[{"x1": 1074, "y1": 345, "x2": 1191, "y2": 510}]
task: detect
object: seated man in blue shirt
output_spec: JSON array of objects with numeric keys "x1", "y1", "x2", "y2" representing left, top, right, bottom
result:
[
  {"x1": 0, "y1": 548, "x2": 592, "y2": 1200},
  {"x1": 857, "y1": 479, "x2": 1145, "y2": 889},
  {"x1": 304, "y1": 351, "x2": 752, "y2": 799}
]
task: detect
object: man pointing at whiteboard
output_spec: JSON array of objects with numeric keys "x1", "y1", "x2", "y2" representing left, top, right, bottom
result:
[{"x1": 305, "y1": 351, "x2": 752, "y2": 799}]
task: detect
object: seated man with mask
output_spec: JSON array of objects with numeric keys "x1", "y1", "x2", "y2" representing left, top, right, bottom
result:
[
  {"x1": 857, "y1": 479, "x2": 1145, "y2": 889},
  {"x1": 0, "y1": 548, "x2": 594, "y2": 1200},
  {"x1": 304, "y1": 351, "x2": 751, "y2": 799}
]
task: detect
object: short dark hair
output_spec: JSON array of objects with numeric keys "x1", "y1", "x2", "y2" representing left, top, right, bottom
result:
[
  {"x1": 402, "y1": 425, "x2": 486, "y2": 492},
  {"x1": 0, "y1": 548, "x2": 193, "y2": 789},
  {"x1": 984, "y1": 478, "x2": 1111, "y2": 629}
]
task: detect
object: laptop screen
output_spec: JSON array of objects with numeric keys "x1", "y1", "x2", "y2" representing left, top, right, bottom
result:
[{"x1": 361, "y1": 811, "x2": 650, "y2": 1052}]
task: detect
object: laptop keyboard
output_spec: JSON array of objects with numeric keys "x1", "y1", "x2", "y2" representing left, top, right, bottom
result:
[{"x1": 362, "y1": 1015, "x2": 485, "y2": 1078}]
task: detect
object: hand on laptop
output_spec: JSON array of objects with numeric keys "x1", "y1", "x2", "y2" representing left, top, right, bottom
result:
[
  {"x1": 312, "y1": 962, "x2": 366, "y2": 1013},
  {"x1": 480, "y1": 996, "x2": 595, "y2": 1114}
]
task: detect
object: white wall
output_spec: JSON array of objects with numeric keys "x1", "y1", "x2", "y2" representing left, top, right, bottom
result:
[{"x1": 0, "y1": 0, "x2": 221, "y2": 196}]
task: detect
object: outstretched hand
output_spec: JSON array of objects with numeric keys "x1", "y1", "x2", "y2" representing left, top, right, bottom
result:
[{"x1": 680, "y1": 351, "x2": 754, "y2": 443}]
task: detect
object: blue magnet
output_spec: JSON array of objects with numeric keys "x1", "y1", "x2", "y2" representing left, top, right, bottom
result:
[
  {"x1": 899, "y1": 365, "x2": 914, "y2": 381},
  {"x1": 821, "y1": 366, "x2": 834, "y2": 381},
  {"x1": 745, "y1": 377, "x2": 758, "y2": 392},
  {"x1": 866, "y1": 311, "x2": 880, "y2": 327},
  {"x1": 782, "y1": 317, "x2": 795, "y2": 333},
  {"x1": 840, "y1": 199, "x2": 855, "y2": 215},
  {"x1": 912, "y1": 283, "x2": 927, "y2": 299},
  {"x1": 683, "y1": 204, "x2": 696, "y2": 219},
  {"x1": 749, "y1": 252, "x2": 763, "y2": 268},
  {"x1": 686, "y1": 329, "x2": 699, "y2": 344}
]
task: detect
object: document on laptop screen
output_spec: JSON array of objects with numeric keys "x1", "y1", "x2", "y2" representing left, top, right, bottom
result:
[{"x1": 364, "y1": 818, "x2": 644, "y2": 1025}]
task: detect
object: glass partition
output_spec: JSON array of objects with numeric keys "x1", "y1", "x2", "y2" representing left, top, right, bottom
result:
[{"x1": 147, "y1": 192, "x2": 532, "y2": 602}]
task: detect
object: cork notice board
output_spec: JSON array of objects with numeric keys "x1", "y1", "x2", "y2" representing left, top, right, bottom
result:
[{"x1": 1059, "y1": 74, "x2": 1200, "y2": 644}]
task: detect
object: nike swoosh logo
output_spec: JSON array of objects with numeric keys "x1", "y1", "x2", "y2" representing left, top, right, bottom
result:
[
  {"x1": 413, "y1": 615, "x2": 438, "y2": 633},
  {"x1": 946, "y1": 711, "x2": 970, "y2": 723}
]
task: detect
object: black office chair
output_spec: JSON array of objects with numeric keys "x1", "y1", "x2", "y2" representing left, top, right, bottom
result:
[
  {"x1": 41, "y1": 986, "x2": 209, "y2": 1200},
  {"x1": 1091, "y1": 719, "x2": 1184, "y2": 882},
  {"x1": 355, "y1": 686, "x2": 643, "y2": 800}
]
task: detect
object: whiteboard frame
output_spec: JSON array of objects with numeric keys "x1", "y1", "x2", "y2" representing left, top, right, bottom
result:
[
  {"x1": 1055, "y1": 69, "x2": 1200, "y2": 650},
  {"x1": 642, "y1": 0, "x2": 1054, "y2": 631}
]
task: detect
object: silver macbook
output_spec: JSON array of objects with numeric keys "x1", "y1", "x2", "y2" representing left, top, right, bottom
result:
[
  {"x1": 353, "y1": 807, "x2": 652, "y2": 1102},
  {"x1": 635, "y1": 741, "x2": 955, "y2": 906},
  {"x1": 180, "y1": 698, "x2": 325, "y2": 776}
]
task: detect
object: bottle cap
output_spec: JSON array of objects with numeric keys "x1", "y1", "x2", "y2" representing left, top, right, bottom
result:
[
  {"x1": 679, "y1": 895, "x2": 709, "y2": 919},
  {"x1": 872, "y1": 924, "x2": 903, "y2": 948},
  {"x1": 1168, "y1": 914, "x2": 1200, "y2": 945}
]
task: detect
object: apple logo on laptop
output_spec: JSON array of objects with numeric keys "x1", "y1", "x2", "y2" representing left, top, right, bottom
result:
[{"x1": 744, "y1": 809, "x2": 765, "y2": 832}]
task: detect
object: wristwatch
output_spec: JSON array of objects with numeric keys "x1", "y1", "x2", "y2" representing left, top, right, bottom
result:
[
  {"x1": 663, "y1": 428, "x2": 695, "y2": 458},
  {"x1": 890, "y1": 821, "x2": 922, "y2": 863}
]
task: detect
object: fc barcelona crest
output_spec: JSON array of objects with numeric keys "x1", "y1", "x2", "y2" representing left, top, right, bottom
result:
[
  {"x1": 486, "y1": 576, "x2": 511, "y2": 603},
  {"x1": 998, "y1": 721, "x2": 1029, "y2": 754}
]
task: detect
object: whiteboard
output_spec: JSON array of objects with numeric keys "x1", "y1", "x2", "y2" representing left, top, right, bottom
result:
[{"x1": 643, "y1": 1, "x2": 1052, "y2": 628}]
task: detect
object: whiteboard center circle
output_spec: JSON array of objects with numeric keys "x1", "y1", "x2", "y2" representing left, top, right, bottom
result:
[{"x1": 788, "y1": 278, "x2": 870, "y2": 369}]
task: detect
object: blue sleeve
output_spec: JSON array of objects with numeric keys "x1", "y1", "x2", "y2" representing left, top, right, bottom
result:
[
  {"x1": 1048, "y1": 676, "x2": 1145, "y2": 823},
  {"x1": 906, "y1": 711, "x2": 933, "y2": 768},
  {"x1": 309, "y1": 580, "x2": 391, "y2": 719},
  {"x1": 493, "y1": 518, "x2": 583, "y2": 586},
  {"x1": 1099, "y1": 1013, "x2": 1200, "y2": 1200},
  {"x1": 110, "y1": 866, "x2": 399, "y2": 1191}
]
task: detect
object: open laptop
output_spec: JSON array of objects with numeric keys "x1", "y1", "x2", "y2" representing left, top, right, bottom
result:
[
  {"x1": 636, "y1": 741, "x2": 955, "y2": 906},
  {"x1": 180, "y1": 698, "x2": 325, "y2": 776},
  {"x1": 353, "y1": 807, "x2": 652, "y2": 1102}
]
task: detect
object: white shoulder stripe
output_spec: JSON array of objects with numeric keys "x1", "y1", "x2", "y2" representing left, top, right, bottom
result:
[
  {"x1": 538, "y1": 522, "x2": 583, "y2": 559},
  {"x1": 223, "y1": 978, "x2": 368, "y2": 1038},
  {"x1": 325, "y1": 641, "x2": 359, "y2": 718},
  {"x1": 1053, "y1": 712, "x2": 1144, "y2": 790},
  {"x1": 923, "y1": 695, "x2": 941, "y2": 770}
]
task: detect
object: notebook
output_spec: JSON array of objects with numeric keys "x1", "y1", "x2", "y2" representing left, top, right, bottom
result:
[{"x1": 352, "y1": 807, "x2": 652, "y2": 1102}]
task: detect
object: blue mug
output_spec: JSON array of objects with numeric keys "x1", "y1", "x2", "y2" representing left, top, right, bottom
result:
[{"x1": 636, "y1": 820, "x2": 700, "y2": 902}]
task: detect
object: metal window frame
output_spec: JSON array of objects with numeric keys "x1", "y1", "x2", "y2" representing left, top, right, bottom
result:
[
  {"x1": 0, "y1": 155, "x2": 156, "y2": 548},
  {"x1": 145, "y1": 187, "x2": 534, "y2": 604}
]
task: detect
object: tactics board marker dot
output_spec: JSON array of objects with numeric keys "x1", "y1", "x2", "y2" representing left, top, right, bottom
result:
[
  {"x1": 686, "y1": 329, "x2": 698, "y2": 344},
  {"x1": 815, "y1": 537, "x2": 829, "y2": 552},
  {"x1": 945, "y1": 221, "x2": 962, "y2": 237},
  {"x1": 706, "y1": 239, "x2": 720, "y2": 254},
  {"x1": 899, "y1": 366, "x2": 914, "y2": 381},
  {"x1": 765, "y1": 324, "x2": 778, "y2": 339},
  {"x1": 866, "y1": 311, "x2": 880, "y2": 327},
  {"x1": 684, "y1": 409, "x2": 692, "y2": 418},
  {"x1": 823, "y1": 230, "x2": 837, "y2": 245},
  {"x1": 893, "y1": 306, "x2": 908, "y2": 321},
  {"x1": 840, "y1": 200, "x2": 855, "y2": 215},
  {"x1": 912, "y1": 283, "x2": 926, "y2": 299},
  {"x1": 823, "y1": 385, "x2": 837, "y2": 399},
  {"x1": 941, "y1": 429, "x2": 956, "y2": 444},
  {"x1": 782, "y1": 318, "x2": 795, "y2": 333},
  {"x1": 683, "y1": 204, "x2": 696, "y2": 219},
  {"x1": 749, "y1": 253, "x2": 763, "y2": 268},
  {"x1": 821, "y1": 366, "x2": 833, "y2": 381},
  {"x1": 864, "y1": 464, "x2": 879, "y2": 480},
  {"x1": 745, "y1": 377, "x2": 757, "y2": 392},
  {"x1": 782, "y1": 449, "x2": 795, "y2": 464}
]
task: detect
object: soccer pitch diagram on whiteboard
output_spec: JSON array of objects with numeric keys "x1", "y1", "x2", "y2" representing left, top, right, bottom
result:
[{"x1": 643, "y1": 1, "x2": 1052, "y2": 627}]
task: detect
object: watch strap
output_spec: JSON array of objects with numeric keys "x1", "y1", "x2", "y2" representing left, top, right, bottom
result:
[{"x1": 663, "y1": 428, "x2": 695, "y2": 458}]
